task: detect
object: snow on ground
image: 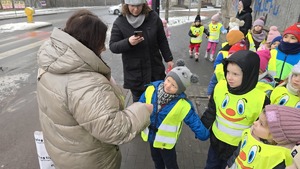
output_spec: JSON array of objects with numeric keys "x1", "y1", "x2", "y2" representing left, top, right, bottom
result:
[
  {"x1": 0, "y1": 21, "x2": 52, "y2": 33},
  {"x1": 0, "y1": 73, "x2": 30, "y2": 102}
]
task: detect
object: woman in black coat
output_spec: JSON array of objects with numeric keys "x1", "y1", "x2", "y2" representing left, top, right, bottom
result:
[
  {"x1": 236, "y1": 0, "x2": 253, "y2": 36},
  {"x1": 109, "y1": 0, "x2": 174, "y2": 102}
]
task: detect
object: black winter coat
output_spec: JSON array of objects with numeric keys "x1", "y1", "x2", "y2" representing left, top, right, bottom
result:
[
  {"x1": 236, "y1": 8, "x2": 253, "y2": 36},
  {"x1": 109, "y1": 11, "x2": 173, "y2": 91}
]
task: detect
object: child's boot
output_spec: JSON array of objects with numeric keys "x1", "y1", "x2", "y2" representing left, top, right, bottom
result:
[
  {"x1": 195, "y1": 53, "x2": 199, "y2": 62},
  {"x1": 189, "y1": 50, "x2": 193, "y2": 58},
  {"x1": 204, "y1": 51, "x2": 208, "y2": 59},
  {"x1": 209, "y1": 54, "x2": 214, "y2": 62}
]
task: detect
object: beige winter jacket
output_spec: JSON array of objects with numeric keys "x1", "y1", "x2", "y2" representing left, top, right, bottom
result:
[{"x1": 36, "y1": 28, "x2": 151, "y2": 169}]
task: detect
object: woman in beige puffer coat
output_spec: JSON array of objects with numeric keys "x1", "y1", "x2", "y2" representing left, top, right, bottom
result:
[{"x1": 36, "y1": 9, "x2": 152, "y2": 169}]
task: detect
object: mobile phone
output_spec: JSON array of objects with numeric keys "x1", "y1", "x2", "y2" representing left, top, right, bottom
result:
[{"x1": 134, "y1": 31, "x2": 143, "y2": 37}]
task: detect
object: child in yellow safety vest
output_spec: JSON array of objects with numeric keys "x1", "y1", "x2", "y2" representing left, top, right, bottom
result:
[
  {"x1": 139, "y1": 59, "x2": 210, "y2": 169},
  {"x1": 201, "y1": 50, "x2": 270, "y2": 169},
  {"x1": 270, "y1": 61, "x2": 300, "y2": 108},
  {"x1": 207, "y1": 30, "x2": 246, "y2": 98},
  {"x1": 204, "y1": 12, "x2": 227, "y2": 62},
  {"x1": 245, "y1": 17, "x2": 267, "y2": 52},
  {"x1": 226, "y1": 105, "x2": 300, "y2": 169},
  {"x1": 188, "y1": 15, "x2": 209, "y2": 62}
]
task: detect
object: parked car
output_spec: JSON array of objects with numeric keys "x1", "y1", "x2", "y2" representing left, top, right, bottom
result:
[{"x1": 108, "y1": 4, "x2": 122, "y2": 15}]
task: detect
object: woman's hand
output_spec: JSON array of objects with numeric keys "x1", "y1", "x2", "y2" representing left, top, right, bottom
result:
[
  {"x1": 144, "y1": 103, "x2": 153, "y2": 113},
  {"x1": 129, "y1": 35, "x2": 144, "y2": 46},
  {"x1": 167, "y1": 61, "x2": 174, "y2": 69}
]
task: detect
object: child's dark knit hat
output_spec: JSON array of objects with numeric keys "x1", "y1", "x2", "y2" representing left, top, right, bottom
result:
[
  {"x1": 166, "y1": 60, "x2": 199, "y2": 94},
  {"x1": 271, "y1": 36, "x2": 282, "y2": 44},
  {"x1": 194, "y1": 15, "x2": 201, "y2": 22}
]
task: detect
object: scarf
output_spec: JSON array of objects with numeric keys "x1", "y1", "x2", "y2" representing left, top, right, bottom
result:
[
  {"x1": 126, "y1": 14, "x2": 145, "y2": 28},
  {"x1": 157, "y1": 83, "x2": 178, "y2": 105},
  {"x1": 251, "y1": 30, "x2": 266, "y2": 42},
  {"x1": 278, "y1": 41, "x2": 300, "y2": 54},
  {"x1": 287, "y1": 75, "x2": 299, "y2": 96}
]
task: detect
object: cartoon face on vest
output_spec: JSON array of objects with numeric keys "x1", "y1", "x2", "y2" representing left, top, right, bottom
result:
[
  {"x1": 211, "y1": 24, "x2": 219, "y2": 32},
  {"x1": 236, "y1": 132, "x2": 261, "y2": 169},
  {"x1": 193, "y1": 29, "x2": 201, "y2": 36},
  {"x1": 277, "y1": 93, "x2": 300, "y2": 108},
  {"x1": 218, "y1": 93, "x2": 247, "y2": 122}
]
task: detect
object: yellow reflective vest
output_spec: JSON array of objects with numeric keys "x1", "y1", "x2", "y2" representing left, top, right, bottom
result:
[
  {"x1": 270, "y1": 86, "x2": 300, "y2": 108},
  {"x1": 215, "y1": 51, "x2": 229, "y2": 82},
  {"x1": 190, "y1": 26, "x2": 205, "y2": 43},
  {"x1": 141, "y1": 85, "x2": 191, "y2": 149},
  {"x1": 246, "y1": 32, "x2": 265, "y2": 52},
  {"x1": 256, "y1": 81, "x2": 274, "y2": 97},
  {"x1": 231, "y1": 128, "x2": 293, "y2": 169},
  {"x1": 208, "y1": 22, "x2": 222, "y2": 42},
  {"x1": 212, "y1": 80, "x2": 265, "y2": 146},
  {"x1": 268, "y1": 49, "x2": 278, "y2": 78}
]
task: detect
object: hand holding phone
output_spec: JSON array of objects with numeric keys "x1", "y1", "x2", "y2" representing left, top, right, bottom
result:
[{"x1": 134, "y1": 31, "x2": 143, "y2": 37}]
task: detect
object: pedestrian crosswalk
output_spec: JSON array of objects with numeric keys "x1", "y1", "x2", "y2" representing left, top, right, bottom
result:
[{"x1": 0, "y1": 31, "x2": 51, "y2": 61}]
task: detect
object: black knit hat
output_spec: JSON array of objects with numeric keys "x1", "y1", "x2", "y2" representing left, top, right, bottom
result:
[
  {"x1": 194, "y1": 15, "x2": 201, "y2": 22},
  {"x1": 240, "y1": 0, "x2": 252, "y2": 9}
]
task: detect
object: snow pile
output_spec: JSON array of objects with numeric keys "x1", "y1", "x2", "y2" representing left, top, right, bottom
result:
[{"x1": 0, "y1": 73, "x2": 30, "y2": 102}]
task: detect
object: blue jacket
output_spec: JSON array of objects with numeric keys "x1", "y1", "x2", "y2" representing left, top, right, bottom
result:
[{"x1": 139, "y1": 80, "x2": 209, "y2": 144}]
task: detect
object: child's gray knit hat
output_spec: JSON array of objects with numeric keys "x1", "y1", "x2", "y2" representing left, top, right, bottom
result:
[{"x1": 166, "y1": 59, "x2": 199, "y2": 94}]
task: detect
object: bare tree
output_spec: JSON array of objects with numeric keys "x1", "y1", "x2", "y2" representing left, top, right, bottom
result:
[
  {"x1": 165, "y1": 0, "x2": 169, "y2": 22},
  {"x1": 197, "y1": 0, "x2": 202, "y2": 15}
]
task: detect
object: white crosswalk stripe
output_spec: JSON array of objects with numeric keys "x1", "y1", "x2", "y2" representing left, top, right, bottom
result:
[
  {"x1": 0, "y1": 31, "x2": 50, "y2": 61},
  {"x1": 0, "y1": 40, "x2": 45, "y2": 60}
]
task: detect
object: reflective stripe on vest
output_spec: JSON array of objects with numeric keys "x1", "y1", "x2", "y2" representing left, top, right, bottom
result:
[
  {"x1": 212, "y1": 80, "x2": 265, "y2": 146},
  {"x1": 141, "y1": 85, "x2": 155, "y2": 141},
  {"x1": 270, "y1": 86, "x2": 300, "y2": 108},
  {"x1": 208, "y1": 23, "x2": 222, "y2": 41},
  {"x1": 215, "y1": 116, "x2": 250, "y2": 137},
  {"x1": 191, "y1": 26, "x2": 204, "y2": 43},
  {"x1": 233, "y1": 128, "x2": 293, "y2": 168},
  {"x1": 153, "y1": 99, "x2": 190, "y2": 149}
]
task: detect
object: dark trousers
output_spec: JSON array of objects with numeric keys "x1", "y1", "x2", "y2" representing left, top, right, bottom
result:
[
  {"x1": 204, "y1": 144, "x2": 227, "y2": 169},
  {"x1": 130, "y1": 89, "x2": 144, "y2": 102},
  {"x1": 150, "y1": 144, "x2": 179, "y2": 169}
]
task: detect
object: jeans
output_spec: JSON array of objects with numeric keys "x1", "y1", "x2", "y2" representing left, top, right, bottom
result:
[
  {"x1": 204, "y1": 144, "x2": 227, "y2": 169},
  {"x1": 150, "y1": 144, "x2": 179, "y2": 169}
]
